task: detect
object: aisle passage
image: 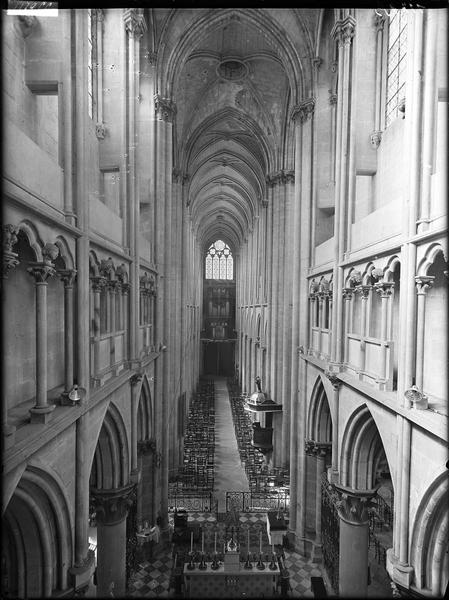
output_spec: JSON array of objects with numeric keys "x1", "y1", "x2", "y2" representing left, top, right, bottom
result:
[{"x1": 213, "y1": 376, "x2": 249, "y2": 512}]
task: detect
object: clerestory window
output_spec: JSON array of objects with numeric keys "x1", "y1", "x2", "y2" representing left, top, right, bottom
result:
[
  {"x1": 385, "y1": 8, "x2": 407, "y2": 127},
  {"x1": 205, "y1": 240, "x2": 234, "y2": 280}
]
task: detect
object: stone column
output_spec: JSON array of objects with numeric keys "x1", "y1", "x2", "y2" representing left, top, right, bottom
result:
[
  {"x1": 374, "y1": 281, "x2": 395, "y2": 384},
  {"x1": 358, "y1": 285, "x2": 371, "y2": 375},
  {"x1": 317, "y1": 292, "x2": 324, "y2": 356},
  {"x1": 312, "y1": 442, "x2": 332, "y2": 562},
  {"x1": 2, "y1": 225, "x2": 20, "y2": 442},
  {"x1": 27, "y1": 245, "x2": 59, "y2": 423},
  {"x1": 414, "y1": 276, "x2": 434, "y2": 390},
  {"x1": 334, "y1": 484, "x2": 377, "y2": 598},
  {"x1": 57, "y1": 269, "x2": 77, "y2": 398},
  {"x1": 108, "y1": 280, "x2": 118, "y2": 368},
  {"x1": 342, "y1": 287, "x2": 353, "y2": 362},
  {"x1": 325, "y1": 371, "x2": 341, "y2": 483},
  {"x1": 91, "y1": 276, "x2": 106, "y2": 378},
  {"x1": 130, "y1": 374, "x2": 142, "y2": 480},
  {"x1": 92, "y1": 484, "x2": 135, "y2": 598}
]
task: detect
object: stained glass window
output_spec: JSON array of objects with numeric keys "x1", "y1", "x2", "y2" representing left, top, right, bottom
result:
[
  {"x1": 205, "y1": 240, "x2": 233, "y2": 280},
  {"x1": 385, "y1": 9, "x2": 407, "y2": 127}
]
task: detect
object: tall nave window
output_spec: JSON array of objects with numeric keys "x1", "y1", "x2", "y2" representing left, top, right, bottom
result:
[
  {"x1": 205, "y1": 240, "x2": 233, "y2": 280},
  {"x1": 385, "y1": 8, "x2": 407, "y2": 127}
]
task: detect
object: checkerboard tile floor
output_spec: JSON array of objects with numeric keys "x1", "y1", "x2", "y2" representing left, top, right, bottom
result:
[{"x1": 127, "y1": 512, "x2": 326, "y2": 597}]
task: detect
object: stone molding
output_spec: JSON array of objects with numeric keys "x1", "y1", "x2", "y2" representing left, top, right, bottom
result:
[
  {"x1": 123, "y1": 8, "x2": 147, "y2": 37},
  {"x1": 57, "y1": 269, "x2": 77, "y2": 288},
  {"x1": 154, "y1": 94, "x2": 176, "y2": 122},
  {"x1": 91, "y1": 484, "x2": 136, "y2": 526},
  {"x1": 90, "y1": 275, "x2": 107, "y2": 292},
  {"x1": 332, "y1": 16, "x2": 356, "y2": 46},
  {"x1": 332, "y1": 483, "x2": 377, "y2": 526},
  {"x1": 291, "y1": 98, "x2": 316, "y2": 123}
]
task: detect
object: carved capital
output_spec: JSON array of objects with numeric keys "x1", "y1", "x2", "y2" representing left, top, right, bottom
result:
[
  {"x1": 91, "y1": 484, "x2": 135, "y2": 525},
  {"x1": 95, "y1": 122, "x2": 106, "y2": 140},
  {"x1": 312, "y1": 441, "x2": 332, "y2": 458},
  {"x1": 121, "y1": 282, "x2": 131, "y2": 295},
  {"x1": 123, "y1": 8, "x2": 147, "y2": 38},
  {"x1": 374, "y1": 12, "x2": 386, "y2": 32},
  {"x1": 90, "y1": 276, "x2": 107, "y2": 293},
  {"x1": 106, "y1": 279, "x2": 119, "y2": 293},
  {"x1": 415, "y1": 275, "x2": 435, "y2": 295},
  {"x1": 342, "y1": 287, "x2": 353, "y2": 301},
  {"x1": 358, "y1": 285, "x2": 372, "y2": 299},
  {"x1": 57, "y1": 269, "x2": 77, "y2": 288},
  {"x1": 332, "y1": 16, "x2": 356, "y2": 46},
  {"x1": 305, "y1": 439, "x2": 316, "y2": 456},
  {"x1": 27, "y1": 262, "x2": 56, "y2": 284},
  {"x1": 145, "y1": 50, "x2": 157, "y2": 66},
  {"x1": 325, "y1": 370, "x2": 341, "y2": 389},
  {"x1": 99, "y1": 257, "x2": 115, "y2": 278},
  {"x1": 370, "y1": 130, "x2": 382, "y2": 149},
  {"x1": 333, "y1": 483, "x2": 377, "y2": 525},
  {"x1": 154, "y1": 94, "x2": 176, "y2": 122},
  {"x1": 172, "y1": 167, "x2": 181, "y2": 183},
  {"x1": 137, "y1": 438, "x2": 156, "y2": 456},
  {"x1": 291, "y1": 98, "x2": 315, "y2": 123},
  {"x1": 374, "y1": 281, "x2": 395, "y2": 297},
  {"x1": 329, "y1": 92, "x2": 338, "y2": 106},
  {"x1": 312, "y1": 57, "x2": 323, "y2": 71}
]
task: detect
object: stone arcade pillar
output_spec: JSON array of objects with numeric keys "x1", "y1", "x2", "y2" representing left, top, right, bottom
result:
[
  {"x1": 92, "y1": 484, "x2": 135, "y2": 598},
  {"x1": 57, "y1": 269, "x2": 77, "y2": 398},
  {"x1": 26, "y1": 243, "x2": 59, "y2": 423},
  {"x1": 334, "y1": 485, "x2": 377, "y2": 598},
  {"x1": 311, "y1": 442, "x2": 332, "y2": 562}
]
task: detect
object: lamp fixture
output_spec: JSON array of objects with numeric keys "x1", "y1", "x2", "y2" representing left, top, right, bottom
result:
[
  {"x1": 404, "y1": 384, "x2": 428, "y2": 410},
  {"x1": 61, "y1": 384, "x2": 86, "y2": 406}
]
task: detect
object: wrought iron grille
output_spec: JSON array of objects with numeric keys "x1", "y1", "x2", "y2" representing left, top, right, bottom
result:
[
  {"x1": 321, "y1": 474, "x2": 340, "y2": 595},
  {"x1": 168, "y1": 492, "x2": 215, "y2": 513},
  {"x1": 225, "y1": 491, "x2": 290, "y2": 513},
  {"x1": 125, "y1": 487, "x2": 138, "y2": 586}
]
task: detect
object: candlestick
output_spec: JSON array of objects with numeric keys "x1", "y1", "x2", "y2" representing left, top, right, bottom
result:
[
  {"x1": 214, "y1": 532, "x2": 217, "y2": 554},
  {"x1": 259, "y1": 531, "x2": 262, "y2": 553},
  {"x1": 190, "y1": 531, "x2": 193, "y2": 553},
  {"x1": 202, "y1": 532, "x2": 204, "y2": 554}
]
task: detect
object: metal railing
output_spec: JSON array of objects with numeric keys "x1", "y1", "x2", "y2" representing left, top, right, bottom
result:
[
  {"x1": 168, "y1": 492, "x2": 216, "y2": 513},
  {"x1": 225, "y1": 491, "x2": 290, "y2": 513}
]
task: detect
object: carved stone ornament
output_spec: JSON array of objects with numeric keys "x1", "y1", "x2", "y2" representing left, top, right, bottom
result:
[
  {"x1": 99, "y1": 257, "x2": 114, "y2": 278},
  {"x1": 172, "y1": 168, "x2": 181, "y2": 183},
  {"x1": 324, "y1": 370, "x2": 341, "y2": 389},
  {"x1": 370, "y1": 130, "x2": 382, "y2": 149},
  {"x1": 374, "y1": 12, "x2": 386, "y2": 32},
  {"x1": 145, "y1": 50, "x2": 157, "y2": 66},
  {"x1": 130, "y1": 373, "x2": 143, "y2": 387},
  {"x1": 349, "y1": 270, "x2": 362, "y2": 287},
  {"x1": 329, "y1": 92, "x2": 338, "y2": 106},
  {"x1": 415, "y1": 275, "x2": 435, "y2": 295},
  {"x1": 358, "y1": 285, "x2": 372, "y2": 299},
  {"x1": 154, "y1": 94, "x2": 176, "y2": 122},
  {"x1": 27, "y1": 262, "x2": 56, "y2": 284},
  {"x1": 42, "y1": 243, "x2": 59, "y2": 265},
  {"x1": 116, "y1": 263, "x2": 128, "y2": 284},
  {"x1": 123, "y1": 8, "x2": 147, "y2": 37},
  {"x1": 305, "y1": 439, "x2": 315, "y2": 455},
  {"x1": 332, "y1": 483, "x2": 378, "y2": 525},
  {"x1": 91, "y1": 484, "x2": 136, "y2": 525},
  {"x1": 17, "y1": 15, "x2": 37, "y2": 37},
  {"x1": 291, "y1": 98, "x2": 316, "y2": 123},
  {"x1": 312, "y1": 441, "x2": 332, "y2": 458},
  {"x1": 95, "y1": 123, "x2": 106, "y2": 140},
  {"x1": 371, "y1": 267, "x2": 384, "y2": 281},
  {"x1": 2, "y1": 225, "x2": 20, "y2": 278},
  {"x1": 342, "y1": 287, "x2": 353, "y2": 300},
  {"x1": 57, "y1": 269, "x2": 77, "y2": 287},
  {"x1": 374, "y1": 281, "x2": 395, "y2": 297}
]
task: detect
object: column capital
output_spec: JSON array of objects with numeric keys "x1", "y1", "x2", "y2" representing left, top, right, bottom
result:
[
  {"x1": 154, "y1": 94, "x2": 176, "y2": 122},
  {"x1": 374, "y1": 281, "x2": 395, "y2": 297},
  {"x1": 373, "y1": 11, "x2": 386, "y2": 32},
  {"x1": 90, "y1": 276, "x2": 107, "y2": 292},
  {"x1": 333, "y1": 483, "x2": 377, "y2": 525},
  {"x1": 415, "y1": 275, "x2": 435, "y2": 295},
  {"x1": 123, "y1": 8, "x2": 147, "y2": 38},
  {"x1": 137, "y1": 438, "x2": 156, "y2": 456},
  {"x1": 121, "y1": 282, "x2": 131, "y2": 295},
  {"x1": 291, "y1": 97, "x2": 316, "y2": 123},
  {"x1": 57, "y1": 268, "x2": 77, "y2": 288},
  {"x1": 3, "y1": 224, "x2": 19, "y2": 252},
  {"x1": 91, "y1": 484, "x2": 136, "y2": 526},
  {"x1": 357, "y1": 285, "x2": 372, "y2": 299},
  {"x1": 312, "y1": 441, "x2": 332, "y2": 458},
  {"x1": 342, "y1": 287, "x2": 353, "y2": 300},
  {"x1": 332, "y1": 16, "x2": 356, "y2": 46},
  {"x1": 130, "y1": 373, "x2": 143, "y2": 386},
  {"x1": 324, "y1": 369, "x2": 342, "y2": 389},
  {"x1": 329, "y1": 92, "x2": 338, "y2": 106},
  {"x1": 3, "y1": 251, "x2": 19, "y2": 279},
  {"x1": 27, "y1": 262, "x2": 56, "y2": 284},
  {"x1": 305, "y1": 439, "x2": 316, "y2": 455}
]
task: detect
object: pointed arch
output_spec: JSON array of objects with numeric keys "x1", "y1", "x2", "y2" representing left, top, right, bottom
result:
[
  {"x1": 54, "y1": 235, "x2": 75, "y2": 270},
  {"x1": 307, "y1": 376, "x2": 332, "y2": 442},
  {"x1": 16, "y1": 219, "x2": 43, "y2": 261},
  {"x1": 137, "y1": 375, "x2": 154, "y2": 442}
]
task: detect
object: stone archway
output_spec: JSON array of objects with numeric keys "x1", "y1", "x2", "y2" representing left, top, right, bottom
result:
[
  {"x1": 1, "y1": 466, "x2": 73, "y2": 598},
  {"x1": 89, "y1": 403, "x2": 134, "y2": 597}
]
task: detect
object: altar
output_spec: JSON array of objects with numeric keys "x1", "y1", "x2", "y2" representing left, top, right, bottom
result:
[
  {"x1": 183, "y1": 539, "x2": 279, "y2": 598},
  {"x1": 266, "y1": 511, "x2": 288, "y2": 546}
]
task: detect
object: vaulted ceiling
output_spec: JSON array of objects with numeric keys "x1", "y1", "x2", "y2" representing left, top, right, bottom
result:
[{"x1": 152, "y1": 8, "x2": 319, "y2": 253}]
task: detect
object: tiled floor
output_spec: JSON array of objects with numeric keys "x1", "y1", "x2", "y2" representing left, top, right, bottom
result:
[{"x1": 127, "y1": 512, "x2": 323, "y2": 598}]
